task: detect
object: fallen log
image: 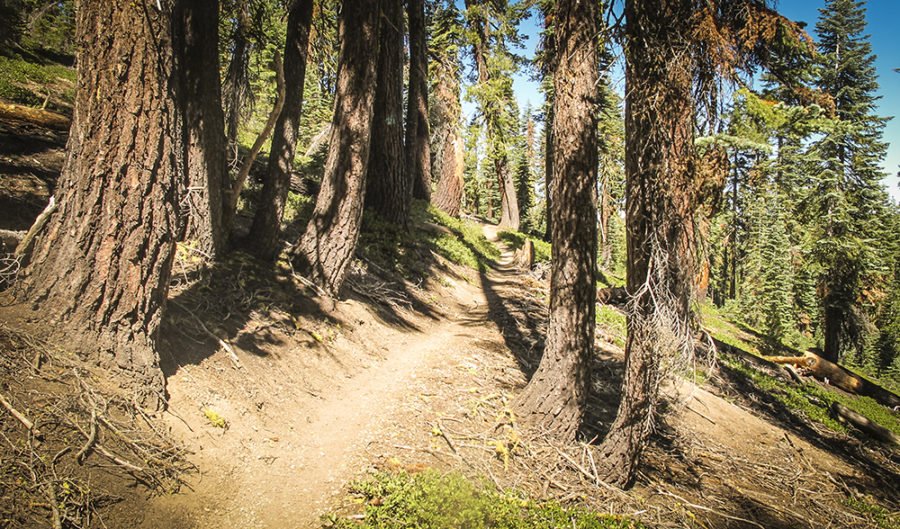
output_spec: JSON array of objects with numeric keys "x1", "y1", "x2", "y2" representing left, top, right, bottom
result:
[
  {"x1": 768, "y1": 351, "x2": 900, "y2": 408},
  {"x1": 831, "y1": 402, "x2": 900, "y2": 446}
]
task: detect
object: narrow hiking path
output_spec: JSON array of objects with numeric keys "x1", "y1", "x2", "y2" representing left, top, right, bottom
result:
[{"x1": 139, "y1": 224, "x2": 527, "y2": 528}]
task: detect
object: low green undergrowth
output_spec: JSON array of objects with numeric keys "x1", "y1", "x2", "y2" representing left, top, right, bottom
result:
[
  {"x1": 497, "y1": 230, "x2": 551, "y2": 264},
  {"x1": 324, "y1": 470, "x2": 643, "y2": 529},
  {"x1": 844, "y1": 494, "x2": 900, "y2": 529},
  {"x1": 596, "y1": 305, "x2": 627, "y2": 348},
  {"x1": 0, "y1": 55, "x2": 74, "y2": 108}
]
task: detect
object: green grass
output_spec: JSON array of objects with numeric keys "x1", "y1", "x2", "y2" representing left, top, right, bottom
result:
[
  {"x1": 497, "y1": 230, "x2": 551, "y2": 264},
  {"x1": 596, "y1": 305, "x2": 627, "y2": 348},
  {"x1": 844, "y1": 495, "x2": 900, "y2": 529},
  {"x1": 356, "y1": 202, "x2": 499, "y2": 279},
  {"x1": 0, "y1": 55, "x2": 74, "y2": 107},
  {"x1": 323, "y1": 470, "x2": 644, "y2": 529}
]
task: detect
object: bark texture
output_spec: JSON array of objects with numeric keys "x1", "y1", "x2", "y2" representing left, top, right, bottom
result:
[
  {"x1": 514, "y1": 0, "x2": 598, "y2": 441},
  {"x1": 247, "y1": 0, "x2": 314, "y2": 260},
  {"x1": 224, "y1": 0, "x2": 251, "y2": 160},
  {"x1": 292, "y1": 0, "x2": 380, "y2": 295},
  {"x1": 406, "y1": 0, "x2": 432, "y2": 201},
  {"x1": 596, "y1": 0, "x2": 698, "y2": 487},
  {"x1": 177, "y1": 0, "x2": 228, "y2": 259},
  {"x1": 18, "y1": 0, "x2": 185, "y2": 409},
  {"x1": 364, "y1": 0, "x2": 408, "y2": 225},
  {"x1": 431, "y1": 35, "x2": 464, "y2": 217},
  {"x1": 432, "y1": 131, "x2": 465, "y2": 217}
]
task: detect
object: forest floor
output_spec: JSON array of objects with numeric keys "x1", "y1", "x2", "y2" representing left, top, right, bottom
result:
[{"x1": 0, "y1": 111, "x2": 898, "y2": 529}]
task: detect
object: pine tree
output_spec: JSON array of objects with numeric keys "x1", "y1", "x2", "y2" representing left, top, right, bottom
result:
[{"x1": 811, "y1": 0, "x2": 890, "y2": 362}]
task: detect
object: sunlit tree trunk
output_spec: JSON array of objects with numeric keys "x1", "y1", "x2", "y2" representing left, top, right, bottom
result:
[
  {"x1": 514, "y1": 0, "x2": 599, "y2": 440},
  {"x1": 18, "y1": 0, "x2": 186, "y2": 409},
  {"x1": 596, "y1": 0, "x2": 698, "y2": 487},
  {"x1": 292, "y1": 0, "x2": 380, "y2": 295},
  {"x1": 407, "y1": 0, "x2": 432, "y2": 202}
]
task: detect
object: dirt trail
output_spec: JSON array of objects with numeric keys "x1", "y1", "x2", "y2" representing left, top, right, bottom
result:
[{"x1": 141, "y1": 225, "x2": 519, "y2": 529}]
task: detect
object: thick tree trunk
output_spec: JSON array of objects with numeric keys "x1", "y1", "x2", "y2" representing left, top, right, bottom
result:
[
  {"x1": 177, "y1": 0, "x2": 228, "y2": 260},
  {"x1": 433, "y1": 128, "x2": 465, "y2": 217},
  {"x1": 365, "y1": 0, "x2": 408, "y2": 226},
  {"x1": 514, "y1": 0, "x2": 598, "y2": 441},
  {"x1": 17, "y1": 0, "x2": 185, "y2": 409},
  {"x1": 596, "y1": 0, "x2": 698, "y2": 487},
  {"x1": 247, "y1": 0, "x2": 314, "y2": 260},
  {"x1": 407, "y1": 0, "x2": 432, "y2": 202},
  {"x1": 291, "y1": 0, "x2": 380, "y2": 295},
  {"x1": 497, "y1": 157, "x2": 520, "y2": 230}
]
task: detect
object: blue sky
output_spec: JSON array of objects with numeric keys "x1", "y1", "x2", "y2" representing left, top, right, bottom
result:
[{"x1": 484, "y1": 1, "x2": 900, "y2": 201}]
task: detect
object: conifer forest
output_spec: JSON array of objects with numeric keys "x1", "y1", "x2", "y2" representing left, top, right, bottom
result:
[{"x1": 1, "y1": 0, "x2": 900, "y2": 527}]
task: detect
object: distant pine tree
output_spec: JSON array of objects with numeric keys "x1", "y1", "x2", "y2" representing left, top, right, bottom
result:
[{"x1": 810, "y1": 0, "x2": 891, "y2": 362}]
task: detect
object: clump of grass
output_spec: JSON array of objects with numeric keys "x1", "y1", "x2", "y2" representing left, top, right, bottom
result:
[
  {"x1": 497, "y1": 230, "x2": 551, "y2": 264},
  {"x1": 596, "y1": 305, "x2": 627, "y2": 348},
  {"x1": 844, "y1": 494, "x2": 900, "y2": 529},
  {"x1": 324, "y1": 470, "x2": 643, "y2": 529}
]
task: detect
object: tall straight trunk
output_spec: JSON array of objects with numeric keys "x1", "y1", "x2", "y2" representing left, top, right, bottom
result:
[
  {"x1": 496, "y1": 155, "x2": 520, "y2": 229},
  {"x1": 543, "y1": 96, "x2": 554, "y2": 241},
  {"x1": 177, "y1": 0, "x2": 228, "y2": 260},
  {"x1": 365, "y1": 0, "x2": 408, "y2": 225},
  {"x1": 514, "y1": 0, "x2": 599, "y2": 441},
  {"x1": 18, "y1": 0, "x2": 185, "y2": 409},
  {"x1": 224, "y1": 0, "x2": 251, "y2": 162},
  {"x1": 596, "y1": 0, "x2": 698, "y2": 487},
  {"x1": 433, "y1": 128, "x2": 465, "y2": 217},
  {"x1": 406, "y1": 0, "x2": 432, "y2": 201},
  {"x1": 247, "y1": 0, "x2": 314, "y2": 260},
  {"x1": 292, "y1": 0, "x2": 380, "y2": 295},
  {"x1": 823, "y1": 305, "x2": 841, "y2": 363},
  {"x1": 599, "y1": 173, "x2": 611, "y2": 268}
]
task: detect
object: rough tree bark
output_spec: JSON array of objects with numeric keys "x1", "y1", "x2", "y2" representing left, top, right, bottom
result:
[
  {"x1": 406, "y1": 0, "x2": 432, "y2": 202},
  {"x1": 595, "y1": 0, "x2": 698, "y2": 487},
  {"x1": 176, "y1": 0, "x2": 228, "y2": 260},
  {"x1": 514, "y1": 0, "x2": 599, "y2": 441},
  {"x1": 432, "y1": 130, "x2": 465, "y2": 217},
  {"x1": 17, "y1": 0, "x2": 186, "y2": 409},
  {"x1": 291, "y1": 0, "x2": 380, "y2": 295},
  {"x1": 224, "y1": 0, "x2": 252, "y2": 161},
  {"x1": 364, "y1": 0, "x2": 408, "y2": 226},
  {"x1": 247, "y1": 0, "x2": 314, "y2": 260},
  {"x1": 431, "y1": 27, "x2": 464, "y2": 217}
]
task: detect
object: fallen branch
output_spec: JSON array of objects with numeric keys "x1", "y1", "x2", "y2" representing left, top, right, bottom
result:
[
  {"x1": 16, "y1": 196, "x2": 57, "y2": 258},
  {"x1": 75, "y1": 409, "x2": 98, "y2": 463},
  {"x1": 0, "y1": 391, "x2": 41, "y2": 438}
]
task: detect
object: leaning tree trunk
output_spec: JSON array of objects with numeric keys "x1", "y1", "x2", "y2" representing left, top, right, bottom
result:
[
  {"x1": 291, "y1": 0, "x2": 380, "y2": 295},
  {"x1": 17, "y1": 0, "x2": 185, "y2": 409},
  {"x1": 177, "y1": 0, "x2": 228, "y2": 260},
  {"x1": 247, "y1": 0, "x2": 314, "y2": 260},
  {"x1": 595, "y1": 0, "x2": 698, "y2": 487},
  {"x1": 514, "y1": 0, "x2": 599, "y2": 441},
  {"x1": 364, "y1": 0, "x2": 408, "y2": 226},
  {"x1": 407, "y1": 0, "x2": 432, "y2": 202}
]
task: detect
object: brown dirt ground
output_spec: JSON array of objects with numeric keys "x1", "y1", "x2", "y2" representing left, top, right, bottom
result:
[{"x1": 1, "y1": 113, "x2": 898, "y2": 529}]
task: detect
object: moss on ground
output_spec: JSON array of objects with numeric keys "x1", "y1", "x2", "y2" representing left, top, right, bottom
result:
[{"x1": 324, "y1": 470, "x2": 643, "y2": 529}]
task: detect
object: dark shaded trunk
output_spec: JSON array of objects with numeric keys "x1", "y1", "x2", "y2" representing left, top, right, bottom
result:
[
  {"x1": 247, "y1": 0, "x2": 314, "y2": 260},
  {"x1": 224, "y1": 0, "x2": 251, "y2": 162},
  {"x1": 364, "y1": 0, "x2": 408, "y2": 225},
  {"x1": 18, "y1": 0, "x2": 185, "y2": 409},
  {"x1": 514, "y1": 0, "x2": 598, "y2": 441},
  {"x1": 291, "y1": 0, "x2": 380, "y2": 295},
  {"x1": 823, "y1": 305, "x2": 841, "y2": 363},
  {"x1": 596, "y1": 0, "x2": 698, "y2": 487},
  {"x1": 407, "y1": 0, "x2": 432, "y2": 202},
  {"x1": 176, "y1": 0, "x2": 227, "y2": 260}
]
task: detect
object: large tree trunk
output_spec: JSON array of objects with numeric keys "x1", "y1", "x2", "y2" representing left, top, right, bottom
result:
[
  {"x1": 596, "y1": 0, "x2": 698, "y2": 487},
  {"x1": 514, "y1": 0, "x2": 599, "y2": 441},
  {"x1": 17, "y1": 0, "x2": 185, "y2": 409},
  {"x1": 823, "y1": 304, "x2": 841, "y2": 363},
  {"x1": 247, "y1": 0, "x2": 314, "y2": 260},
  {"x1": 407, "y1": 0, "x2": 432, "y2": 202},
  {"x1": 497, "y1": 156, "x2": 520, "y2": 229},
  {"x1": 176, "y1": 0, "x2": 228, "y2": 260},
  {"x1": 433, "y1": 128, "x2": 465, "y2": 217},
  {"x1": 291, "y1": 0, "x2": 380, "y2": 295},
  {"x1": 364, "y1": 0, "x2": 408, "y2": 226}
]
